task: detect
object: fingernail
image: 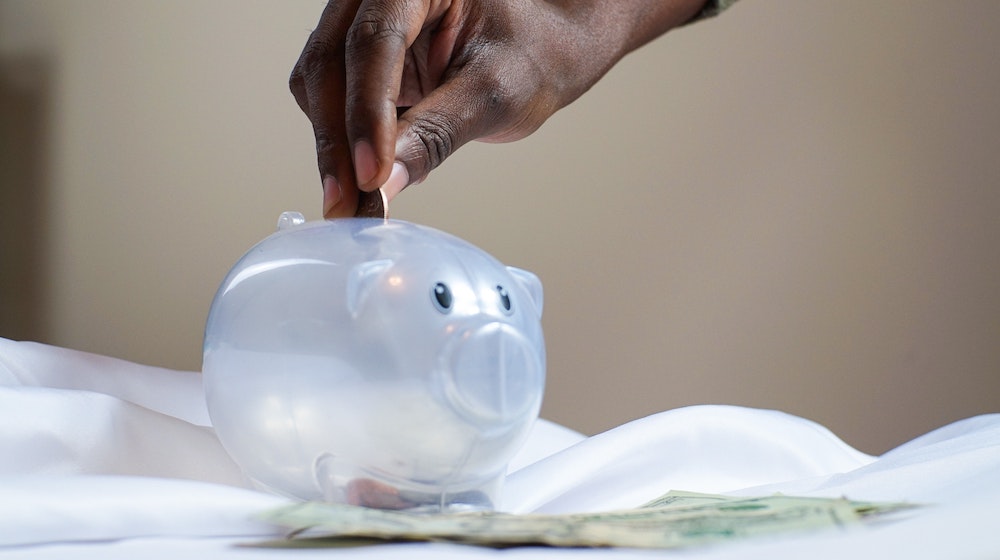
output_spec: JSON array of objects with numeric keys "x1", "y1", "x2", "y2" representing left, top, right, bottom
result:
[
  {"x1": 354, "y1": 140, "x2": 378, "y2": 187},
  {"x1": 322, "y1": 175, "x2": 341, "y2": 217},
  {"x1": 381, "y1": 162, "x2": 409, "y2": 200}
]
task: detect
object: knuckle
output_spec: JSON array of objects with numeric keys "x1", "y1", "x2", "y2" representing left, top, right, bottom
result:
[
  {"x1": 288, "y1": 67, "x2": 306, "y2": 97},
  {"x1": 297, "y1": 35, "x2": 343, "y2": 80},
  {"x1": 477, "y1": 57, "x2": 559, "y2": 137},
  {"x1": 408, "y1": 117, "x2": 458, "y2": 171},
  {"x1": 313, "y1": 127, "x2": 337, "y2": 154},
  {"x1": 474, "y1": 68, "x2": 533, "y2": 127},
  {"x1": 346, "y1": 9, "x2": 408, "y2": 55},
  {"x1": 480, "y1": 73, "x2": 516, "y2": 118}
]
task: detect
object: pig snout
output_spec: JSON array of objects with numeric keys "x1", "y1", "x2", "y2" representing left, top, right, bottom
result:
[{"x1": 439, "y1": 322, "x2": 543, "y2": 427}]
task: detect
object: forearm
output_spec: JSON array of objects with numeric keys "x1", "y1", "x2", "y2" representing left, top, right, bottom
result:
[{"x1": 548, "y1": 0, "x2": 722, "y2": 110}]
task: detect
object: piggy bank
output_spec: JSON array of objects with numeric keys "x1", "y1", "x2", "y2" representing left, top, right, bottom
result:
[{"x1": 202, "y1": 213, "x2": 545, "y2": 511}]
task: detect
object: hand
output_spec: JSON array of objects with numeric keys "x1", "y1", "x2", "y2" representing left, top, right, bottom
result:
[{"x1": 290, "y1": 0, "x2": 707, "y2": 217}]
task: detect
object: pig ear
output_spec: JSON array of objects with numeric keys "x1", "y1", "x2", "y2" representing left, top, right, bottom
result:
[
  {"x1": 507, "y1": 266, "x2": 543, "y2": 318},
  {"x1": 347, "y1": 259, "x2": 393, "y2": 317}
]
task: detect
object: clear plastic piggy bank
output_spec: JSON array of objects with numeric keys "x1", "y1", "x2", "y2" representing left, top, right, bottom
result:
[{"x1": 202, "y1": 213, "x2": 545, "y2": 511}]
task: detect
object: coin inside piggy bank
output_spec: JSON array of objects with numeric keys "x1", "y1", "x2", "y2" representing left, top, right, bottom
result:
[{"x1": 203, "y1": 213, "x2": 545, "y2": 511}]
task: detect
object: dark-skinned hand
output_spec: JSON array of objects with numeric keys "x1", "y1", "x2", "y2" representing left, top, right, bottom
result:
[{"x1": 290, "y1": 0, "x2": 708, "y2": 217}]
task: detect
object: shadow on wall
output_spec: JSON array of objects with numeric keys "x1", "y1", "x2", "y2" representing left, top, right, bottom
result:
[{"x1": 0, "y1": 54, "x2": 50, "y2": 342}]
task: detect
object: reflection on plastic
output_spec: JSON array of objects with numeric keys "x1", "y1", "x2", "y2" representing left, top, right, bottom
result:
[{"x1": 203, "y1": 215, "x2": 546, "y2": 512}]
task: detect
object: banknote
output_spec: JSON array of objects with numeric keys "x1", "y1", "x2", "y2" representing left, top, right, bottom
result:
[{"x1": 252, "y1": 490, "x2": 915, "y2": 549}]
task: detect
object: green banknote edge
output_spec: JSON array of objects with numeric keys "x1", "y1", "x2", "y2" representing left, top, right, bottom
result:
[{"x1": 249, "y1": 490, "x2": 918, "y2": 550}]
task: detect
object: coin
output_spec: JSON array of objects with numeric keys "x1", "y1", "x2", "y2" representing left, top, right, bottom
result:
[{"x1": 355, "y1": 188, "x2": 388, "y2": 219}]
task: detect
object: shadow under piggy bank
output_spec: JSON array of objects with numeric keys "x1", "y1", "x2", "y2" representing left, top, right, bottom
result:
[{"x1": 203, "y1": 213, "x2": 545, "y2": 512}]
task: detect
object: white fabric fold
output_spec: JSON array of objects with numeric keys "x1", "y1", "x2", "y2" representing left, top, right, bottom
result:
[
  {"x1": 1, "y1": 337, "x2": 998, "y2": 559},
  {"x1": 0, "y1": 476, "x2": 283, "y2": 547},
  {"x1": 733, "y1": 413, "x2": 1000, "y2": 503},
  {"x1": 502, "y1": 405, "x2": 874, "y2": 513},
  {"x1": 0, "y1": 386, "x2": 246, "y2": 485},
  {"x1": 0, "y1": 339, "x2": 209, "y2": 426}
]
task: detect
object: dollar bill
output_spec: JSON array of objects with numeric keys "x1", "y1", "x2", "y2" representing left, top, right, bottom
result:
[{"x1": 251, "y1": 490, "x2": 915, "y2": 549}]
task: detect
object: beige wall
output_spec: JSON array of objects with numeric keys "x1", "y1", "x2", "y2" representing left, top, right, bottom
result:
[{"x1": 1, "y1": 1, "x2": 997, "y2": 454}]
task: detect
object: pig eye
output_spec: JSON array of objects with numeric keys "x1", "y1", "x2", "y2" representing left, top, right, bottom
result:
[
  {"x1": 432, "y1": 282, "x2": 453, "y2": 313},
  {"x1": 496, "y1": 285, "x2": 512, "y2": 314}
]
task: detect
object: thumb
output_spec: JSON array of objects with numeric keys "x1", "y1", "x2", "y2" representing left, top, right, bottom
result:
[{"x1": 387, "y1": 71, "x2": 519, "y2": 198}]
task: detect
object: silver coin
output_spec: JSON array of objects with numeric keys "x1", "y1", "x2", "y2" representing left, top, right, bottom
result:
[{"x1": 355, "y1": 188, "x2": 388, "y2": 219}]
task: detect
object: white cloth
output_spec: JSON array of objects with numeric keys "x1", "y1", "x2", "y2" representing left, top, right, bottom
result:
[{"x1": 1, "y1": 337, "x2": 998, "y2": 558}]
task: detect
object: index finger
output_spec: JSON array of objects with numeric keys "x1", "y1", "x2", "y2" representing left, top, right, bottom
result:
[
  {"x1": 290, "y1": 0, "x2": 364, "y2": 217},
  {"x1": 343, "y1": 0, "x2": 430, "y2": 192}
]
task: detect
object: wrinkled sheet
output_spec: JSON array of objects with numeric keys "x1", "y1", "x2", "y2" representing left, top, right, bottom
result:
[{"x1": 1, "y1": 337, "x2": 998, "y2": 558}]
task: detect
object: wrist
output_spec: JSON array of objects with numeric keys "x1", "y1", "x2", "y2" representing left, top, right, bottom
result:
[{"x1": 546, "y1": 0, "x2": 707, "y2": 104}]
